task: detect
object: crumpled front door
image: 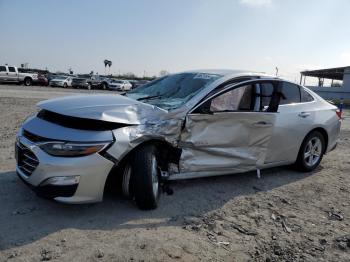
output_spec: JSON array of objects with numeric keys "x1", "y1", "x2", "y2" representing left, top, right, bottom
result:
[{"x1": 179, "y1": 112, "x2": 276, "y2": 174}]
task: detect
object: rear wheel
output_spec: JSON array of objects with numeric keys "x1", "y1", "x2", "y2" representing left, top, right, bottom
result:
[
  {"x1": 132, "y1": 145, "x2": 160, "y2": 210},
  {"x1": 24, "y1": 77, "x2": 32, "y2": 86},
  {"x1": 295, "y1": 131, "x2": 325, "y2": 172},
  {"x1": 63, "y1": 83, "x2": 68, "y2": 88}
]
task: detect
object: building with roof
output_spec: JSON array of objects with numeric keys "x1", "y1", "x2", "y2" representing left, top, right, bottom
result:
[{"x1": 300, "y1": 66, "x2": 350, "y2": 100}]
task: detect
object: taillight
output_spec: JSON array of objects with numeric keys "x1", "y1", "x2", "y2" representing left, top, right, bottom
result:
[{"x1": 336, "y1": 109, "x2": 342, "y2": 119}]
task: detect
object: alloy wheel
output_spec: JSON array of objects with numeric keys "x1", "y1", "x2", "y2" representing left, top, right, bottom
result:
[
  {"x1": 304, "y1": 137, "x2": 322, "y2": 167},
  {"x1": 150, "y1": 155, "x2": 159, "y2": 198}
]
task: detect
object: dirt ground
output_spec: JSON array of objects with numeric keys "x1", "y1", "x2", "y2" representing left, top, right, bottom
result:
[{"x1": 0, "y1": 84, "x2": 349, "y2": 262}]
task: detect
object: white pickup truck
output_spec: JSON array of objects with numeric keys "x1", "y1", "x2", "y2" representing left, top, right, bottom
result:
[{"x1": 0, "y1": 65, "x2": 38, "y2": 86}]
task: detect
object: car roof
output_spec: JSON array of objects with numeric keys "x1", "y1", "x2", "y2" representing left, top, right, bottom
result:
[{"x1": 180, "y1": 69, "x2": 276, "y2": 79}]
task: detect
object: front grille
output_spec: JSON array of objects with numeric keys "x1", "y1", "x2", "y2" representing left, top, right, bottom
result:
[{"x1": 16, "y1": 142, "x2": 39, "y2": 177}]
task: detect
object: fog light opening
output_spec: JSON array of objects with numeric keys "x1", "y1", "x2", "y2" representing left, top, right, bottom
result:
[{"x1": 40, "y1": 176, "x2": 80, "y2": 186}]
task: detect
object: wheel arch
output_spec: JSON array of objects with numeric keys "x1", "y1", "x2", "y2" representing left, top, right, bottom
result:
[
  {"x1": 294, "y1": 126, "x2": 329, "y2": 171},
  {"x1": 311, "y1": 127, "x2": 328, "y2": 153},
  {"x1": 103, "y1": 138, "x2": 180, "y2": 196},
  {"x1": 23, "y1": 76, "x2": 33, "y2": 82},
  {"x1": 302, "y1": 127, "x2": 329, "y2": 154}
]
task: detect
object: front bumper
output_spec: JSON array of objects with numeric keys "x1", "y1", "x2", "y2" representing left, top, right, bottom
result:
[
  {"x1": 109, "y1": 85, "x2": 123, "y2": 91},
  {"x1": 50, "y1": 82, "x2": 64, "y2": 87},
  {"x1": 36, "y1": 79, "x2": 49, "y2": 86},
  {"x1": 17, "y1": 171, "x2": 78, "y2": 198},
  {"x1": 16, "y1": 134, "x2": 115, "y2": 204}
]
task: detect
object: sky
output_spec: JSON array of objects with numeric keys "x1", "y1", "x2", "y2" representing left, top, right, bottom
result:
[{"x1": 0, "y1": 0, "x2": 349, "y2": 81}]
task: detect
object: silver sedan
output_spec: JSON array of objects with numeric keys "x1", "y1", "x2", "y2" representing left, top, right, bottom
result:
[{"x1": 15, "y1": 70, "x2": 341, "y2": 209}]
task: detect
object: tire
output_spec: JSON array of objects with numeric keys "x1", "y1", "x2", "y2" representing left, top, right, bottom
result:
[
  {"x1": 24, "y1": 78, "x2": 32, "y2": 86},
  {"x1": 295, "y1": 130, "x2": 325, "y2": 172},
  {"x1": 63, "y1": 83, "x2": 68, "y2": 88},
  {"x1": 102, "y1": 82, "x2": 108, "y2": 90},
  {"x1": 132, "y1": 144, "x2": 160, "y2": 210},
  {"x1": 87, "y1": 83, "x2": 92, "y2": 90}
]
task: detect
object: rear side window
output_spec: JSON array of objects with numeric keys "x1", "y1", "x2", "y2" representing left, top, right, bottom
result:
[
  {"x1": 0, "y1": 66, "x2": 6, "y2": 72},
  {"x1": 280, "y1": 82, "x2": 301, "y2": 105},
  {"x1": 300, "y1": 88, "x2": 314, "y2": 102},
  {"x1": 8, "y1": 67, "x2": 16, "y2": 72}
]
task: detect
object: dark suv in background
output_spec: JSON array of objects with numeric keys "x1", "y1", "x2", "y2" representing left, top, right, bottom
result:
[
  {"x1": 72, "y1": 75, "x2": 110, "y2": 90},
  {"x1": 71, "y1": 77, "x2": 90, "y2": 89}
]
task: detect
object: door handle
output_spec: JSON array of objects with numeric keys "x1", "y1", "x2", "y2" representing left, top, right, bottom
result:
[
  {"x1": 298, "y1": 112, "x2": 311, "y2": 118},
  {"x1": 253, "y1": 121, "x2": 273, "y2": 127}
]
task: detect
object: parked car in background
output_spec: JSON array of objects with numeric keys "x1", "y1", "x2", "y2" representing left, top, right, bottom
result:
[
  {"x1": 37, "y1": 74, "x2": 49, "y2": 86},
  {"x1": 47, "y1": 73, "x2": 58, "y2": 85},
  {"x1": 0, "y1": 65, "x2": 38, "y2": 86},
  {"x1": 50, "y1": 76, "x2": 73, "y2": 88},
  {"x1": 89, "y1": 76, "x2": 110, "y2": 90},
  {"x1": 72, "y1": 75, "x2": 110, "y2": 90},
  {"x1": 132, "y1": 80, "x2": 150, "y2": 89},
  {"x1": 108, "y1": 79, "x2": 132, "y2": 91},
  {"x1": 15, "y1": 70, "x2": 341, "y2": 210},
  {"x1": 71, "y1": 77, "x2": 90, "y2": 89},
  {"x1": 128, "y1": 80, "x2": 138, "y2": 89}
]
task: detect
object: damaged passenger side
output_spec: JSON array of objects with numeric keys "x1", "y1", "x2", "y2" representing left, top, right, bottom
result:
[{"x1": 176, "y1": 80, "x2": 283, "y2": 178}]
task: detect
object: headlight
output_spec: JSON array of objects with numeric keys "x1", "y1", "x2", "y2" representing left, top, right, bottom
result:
[{"x1": 39, "y1": 142, "x2": 110, "y2": 157}]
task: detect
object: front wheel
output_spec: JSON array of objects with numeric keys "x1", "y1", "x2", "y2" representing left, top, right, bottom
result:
[
  {"x1": 295, "y1": 131, "x2": 325, "y2": 172},
  {"x1": 132, "y1": 145, "x2": 160, "y2": 210}
]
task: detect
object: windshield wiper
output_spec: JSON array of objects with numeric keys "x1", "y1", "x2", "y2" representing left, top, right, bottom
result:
[{"x1": 137, "y1": 84, "x2": 183, "y2": 101}]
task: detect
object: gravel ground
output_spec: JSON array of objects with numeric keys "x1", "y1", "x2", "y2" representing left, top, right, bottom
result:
[{"x1": 0, "y1": 84, "x2": 349, "y2": 262}]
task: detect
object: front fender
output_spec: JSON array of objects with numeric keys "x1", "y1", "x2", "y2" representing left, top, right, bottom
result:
[{"x1": 107, "y1": 120, "x2": 183, "y2": 161}]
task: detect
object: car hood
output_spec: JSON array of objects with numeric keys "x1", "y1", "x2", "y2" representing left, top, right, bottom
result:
[{"x1": 37, "y1": 94, "x2": 168, "y2": 125}]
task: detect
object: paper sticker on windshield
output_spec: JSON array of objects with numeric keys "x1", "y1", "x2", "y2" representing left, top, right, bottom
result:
[{"x1": 194, "y1": 73, "x2": 218, "y2": 80}]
